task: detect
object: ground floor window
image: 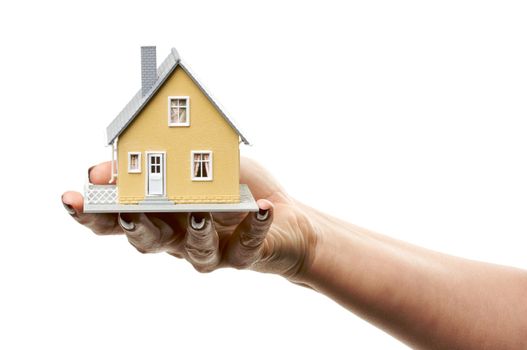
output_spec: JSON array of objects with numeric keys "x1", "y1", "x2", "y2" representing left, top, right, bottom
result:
[
  {"x1": 191, "y1": 151, "x2": 212, "y2": 180},
  {"x1": 128, "y1": 152, "x2": 141, "y2": 173}
]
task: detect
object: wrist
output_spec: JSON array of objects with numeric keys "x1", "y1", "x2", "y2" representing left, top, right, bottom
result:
[
  {"x1": 291, "y1": 202, "x2": 365, "y2": 297},
  {"x1": 286, "y1": 201, "x2": 345, "y2": 287}
]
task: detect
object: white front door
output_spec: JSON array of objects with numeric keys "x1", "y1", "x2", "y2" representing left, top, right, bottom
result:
[{"x1": 147, "y1": 153, "x2": 164, "y2": 196}]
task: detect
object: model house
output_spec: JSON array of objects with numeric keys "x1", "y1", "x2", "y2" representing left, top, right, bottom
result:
[{"x1": 84, "y1": 46, "x2": 257, "y2": 213}]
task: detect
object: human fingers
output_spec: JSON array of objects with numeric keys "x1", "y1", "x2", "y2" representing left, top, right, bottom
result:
[
  {"x1": 224, "y1": 199, "x2": 273, "y2": 269},
  {"x1": 118, "y1": 213, "x2": 177, "y2": 254},
  {"x1": 88, "y1": 161, "x2": 115, "y2": 185},
  {"x1": 62, "y1": 191, "x2": 122, "y2": 235},
  {"x1": 184, "y1": 213, "x2": 221, "y2": 272}
]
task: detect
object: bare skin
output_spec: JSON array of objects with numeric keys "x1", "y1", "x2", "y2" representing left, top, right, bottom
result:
[{"x1": 62, "y1": 157, "x2": 527, "y2": 350}]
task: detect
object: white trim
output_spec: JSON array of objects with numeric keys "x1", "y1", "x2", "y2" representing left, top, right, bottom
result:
[
  {"x1": 190, "y1": 150, "x2": 213, "y2": 181},
  {"x1": 168, "y1": 96, "x2": 190, "y2": 127},
  {"x1": 109, "y1": 137, "x2": 119, "y2": 183},
  {"x1": 127, "y1": 152, "x2": 141, "y2": 173},
  {"x1": 145, "y1": 151, "x2": 166, "y2": 196},
  {"x1": 115, "y1": 137, "x2": 118, "y2": 175},
  {"x1": 178, "y1": 62, "x2": 249, "y2": 144}
]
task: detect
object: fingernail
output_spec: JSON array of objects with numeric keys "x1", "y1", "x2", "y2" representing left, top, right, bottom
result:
[
  {"x1": 118, "y1": 214, "x2": 135, "y2": 231},
  {"x1": 88, "y1": 166, "x2": 95, "y2": 182},
  {"x1": 256, "y1": 208, "x2": 269, "y2": 221},
  {"x1": 190, "y1": 215, "x2": 206, "y2": 230},
  {"x1": 62, "y1": 201, "x2": 76, "y2": 215}
]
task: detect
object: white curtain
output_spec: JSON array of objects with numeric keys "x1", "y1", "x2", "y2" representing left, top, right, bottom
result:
[
  {"x1": 170, "y1": 99, "x2": 188, "y2": 124},
  {"x1": 203, "y1": 153, "x2": 210, "y2": 177},
  {"x1": 179, "y1": 107, "x2": 187, "y2": 123},
  {"x1": 170, "y1": 100, "x2": 178, "y2": 124},
  {"x1": 192, "y1": 153, "x2": 211, "y2": 178},
  {"x1": 130, "y1": 154, "x2": 138, "y2": 169},
  {"x1": 193, "y1": 153, "x2": 200, "y2": 177}
]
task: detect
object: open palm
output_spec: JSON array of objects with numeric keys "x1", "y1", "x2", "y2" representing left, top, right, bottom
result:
[{"x1": 62, "y1": 157, "x2": 318, "y2": 281}]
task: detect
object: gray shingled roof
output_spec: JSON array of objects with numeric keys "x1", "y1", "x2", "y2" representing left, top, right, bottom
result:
[{"x1": 106, "y1": 48, "x2": 249, "y2": 145}]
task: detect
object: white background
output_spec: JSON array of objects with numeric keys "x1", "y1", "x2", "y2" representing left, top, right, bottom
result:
[{"x1": 1, "y1": 1, "x2": 526, "y2": 349}]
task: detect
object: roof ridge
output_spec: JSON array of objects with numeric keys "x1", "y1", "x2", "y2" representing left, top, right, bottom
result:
[
  {"x1": 171, "y1": 47, "x2": 180, "y2": 61},
  {"x1": 105, "y1": 47, "x2": 249, "y2": 145}
]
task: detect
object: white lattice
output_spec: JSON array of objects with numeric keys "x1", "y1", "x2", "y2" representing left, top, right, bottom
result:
[{"x1": 85, "y1": 184, "x2": 118, "y2": 205}]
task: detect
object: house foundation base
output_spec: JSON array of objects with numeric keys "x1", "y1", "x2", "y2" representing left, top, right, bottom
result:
[{"x1": 84, "y1": 184, "x2": 258, "y2": 213}]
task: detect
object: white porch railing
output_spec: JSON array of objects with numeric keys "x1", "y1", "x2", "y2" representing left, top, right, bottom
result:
[{"x1": 84, "y1": 184, "x2": 118, "y2": 205}]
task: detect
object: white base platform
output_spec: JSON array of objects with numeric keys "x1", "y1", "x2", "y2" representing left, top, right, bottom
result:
[{"x1": 84, "y1": 184, "x2": 258, "y2": 213}]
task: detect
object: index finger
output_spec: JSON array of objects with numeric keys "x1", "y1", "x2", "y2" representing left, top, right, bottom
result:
[{"x1": 224, "y1": 199, "x2": 274, "y2": 269}]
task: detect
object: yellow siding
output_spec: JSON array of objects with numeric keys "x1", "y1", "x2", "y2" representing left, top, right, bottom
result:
[{"x1": 117, "y1": 66, "x2": 240, "y2": 204}]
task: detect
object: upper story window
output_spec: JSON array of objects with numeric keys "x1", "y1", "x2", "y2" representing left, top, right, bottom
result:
[
  {"x1": 128, "y1": 152, "x2": 141, "y2": 173},
  {"x1": 168, "y1": 96, "x2": 190, "y2": 126},
  {"x1": 191, "y1": 151, "x2": 212, "y2": 181}
]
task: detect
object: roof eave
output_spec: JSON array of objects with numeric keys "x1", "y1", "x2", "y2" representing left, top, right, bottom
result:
[
  {"x1": 106, "y1": 48, "x2": 250, "y2": 146},
  {"x1": 106, "y1": 59, "x2": 180, "y2": 145},
  {"x1": 178, "y1": 62, "x2": 250, "y2": 145}
]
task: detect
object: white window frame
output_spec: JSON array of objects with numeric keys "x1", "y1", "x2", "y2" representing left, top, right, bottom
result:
[
  {"x1": 168, "y1": 96, "x2": 190, "y2": 127},
  {"x1": 191, "y1": 151, "x2": 213, "y2": 181},
  {"x1": 128, "y1": 152, "x2": 141, "y2": 173}
]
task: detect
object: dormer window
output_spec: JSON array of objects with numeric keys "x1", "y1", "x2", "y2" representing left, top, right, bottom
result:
[{"x1": 168, "y1": 96, "x2": 190, "y2": 126}]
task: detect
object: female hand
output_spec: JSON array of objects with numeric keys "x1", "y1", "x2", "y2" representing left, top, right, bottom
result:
[{"x1": 62, "y1": 157, "x2": 319, "y2": 281}]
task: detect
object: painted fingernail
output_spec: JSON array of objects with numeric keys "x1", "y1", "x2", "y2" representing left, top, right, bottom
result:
[
  {"x1": 62, "y1": 201, "x2": 76, "y2": 215},
  {"x1": 88, "y1": 165, "x2": 95, "y2": 182},
  {"x1": 118, "y1": 214, "x2": 135, "y2": 231},
  {"x1": 256, "y1": 208, "x2": 269, "y2": 221},
  {"x1": 190, "y1": 215, "x2": 206, "y2": 230}
]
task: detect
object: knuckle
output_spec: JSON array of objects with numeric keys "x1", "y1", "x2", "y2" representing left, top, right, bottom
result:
[
  {"x1": 126, "y1": 231, "x2": 166, "y2": 253},
  {"x1": 184, "y1": 218, "x2": 219, "y2": 266},
  {"x1": 77, "y1": 215, "x2": 120, "y2": 235},
  {"x1": 251, "y1": 222, "x2": 271, "y2": 237},
  {"x1": 187, "y1": 226, "x2": 210, "y2": 240},
  {"x1": 191, "y1": 264, "x2": 215, "y2": 274},
  {"x1": 168, "y1": 252, "x2": 185, "y2": 259},
  {"x1": 128, "y1": 238, "x2": 160, "y2": 254},
  {"x1": 92, "y1": 225, "x2": 117, "y2": 235},
  {"x1": 240, "y1": 232, "x2": 265, "y2": 249},
  {"x1": 142, "y1": 245, "x2": 160, "y2": 254},
  {"x1": 92, "y1": 230, "x2": 108, "y2": 236},
  {"x1": 185, "y1": 245, "x2": 216, "y2": 262},
  {"x1": 91, "y1": 223, "x2": 118, "y2": 235},
  {"x1": 135, "y1": 246, "x2": 149, "y2": 254},
  {"x1": 229, "y1": 258, "x2": 252, "y2": 270}
]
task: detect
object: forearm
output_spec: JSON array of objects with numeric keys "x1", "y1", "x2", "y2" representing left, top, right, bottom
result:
[{"x1": 298, "y1": 205, "x2": 527, "y2": 349}]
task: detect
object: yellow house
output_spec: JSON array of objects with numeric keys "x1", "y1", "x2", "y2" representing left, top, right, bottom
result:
[{"x1": 84, "y1": 46, "x2": 257, "y2": 213}]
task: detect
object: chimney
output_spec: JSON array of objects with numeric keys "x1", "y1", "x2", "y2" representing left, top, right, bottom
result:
[{"x1": 141, "y1": 46, "x2": 157, "y2": 97}]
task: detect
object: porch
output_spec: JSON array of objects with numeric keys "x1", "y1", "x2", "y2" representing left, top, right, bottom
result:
[{"x1": 84, "y1": 184, "x2": 118, "y2": 206}]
